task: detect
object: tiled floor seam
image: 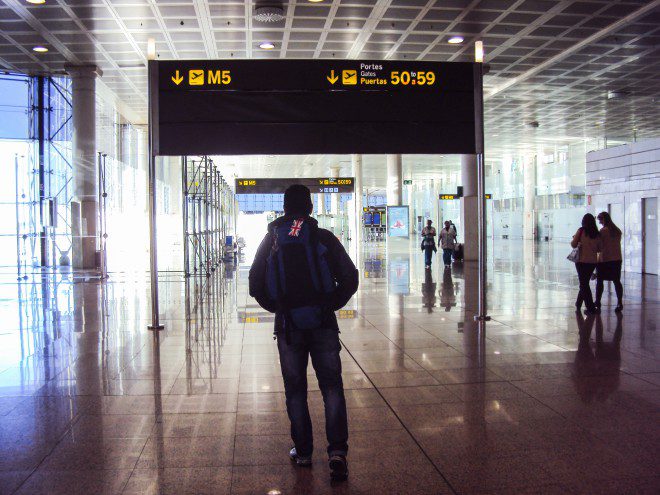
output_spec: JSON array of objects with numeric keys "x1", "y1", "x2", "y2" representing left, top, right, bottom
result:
[
  {"x1": 228, "y1": 303, "x2": 247, "y2": 495},
  {"x1": 8, "y1": 412, "x2": 89, "y2": 495},
  {"x1": 338, "y1": 336, "x2": 460, "y2": 495},
  {"x1": 117, "y1": 417, "x2": 156, "y2": 495}
]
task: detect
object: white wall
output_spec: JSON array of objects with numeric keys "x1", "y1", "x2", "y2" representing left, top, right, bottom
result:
[
  {"x1": 537, "y1": 207, "x2": 585, "y2": 242},
  {"x1": 492, "y1": 210, "x2": 523, "y2": 239},
  {"x1": 586, "y1": 138, "x2": 660, "y2": 274}
]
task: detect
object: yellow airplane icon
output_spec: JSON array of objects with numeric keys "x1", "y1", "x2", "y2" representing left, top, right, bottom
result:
[
  {"x1": 189, "y1": 69, "x2": 204, "y2": 85},
  {"x1": 342, "y1": 69, "x2": 357, "y2": 85}
]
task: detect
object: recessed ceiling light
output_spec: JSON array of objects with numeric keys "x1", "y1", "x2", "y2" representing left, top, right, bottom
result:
[
  {"x1": 259, "y1": 41, "x2": 275, "y2": 50},
  {"x1": 32, "y1": 46, "x2": 48, "y2": 53},
  {"x1": 448, "y1": 36, "x2": 464, "y2": 44},
  {"x1": 27, "y1": 0, "x2": 46, "y2": 4},
  {"x1": 308, "y1": 0, "x2": 324, "y2": 3}
]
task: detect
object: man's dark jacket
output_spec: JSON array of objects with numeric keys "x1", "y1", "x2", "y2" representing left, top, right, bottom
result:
[{"x1": 248, "y1": 215, "x2": 359, "y2": 333}]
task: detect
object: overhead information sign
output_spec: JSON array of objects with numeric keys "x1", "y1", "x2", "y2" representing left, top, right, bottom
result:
[
  {"x1": 151, "y1": 60, "x2": 477, "y2": 156},
  {"x1": 440, "y1": 193, "x2": 492, "y2": 200},
  {"x1": 236, "y1": 177, "x2": 355, "y2": 194}
]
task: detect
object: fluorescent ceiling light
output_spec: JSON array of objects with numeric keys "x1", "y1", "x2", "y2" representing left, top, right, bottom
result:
[
  {"x1": 259, "y1": 42, "x2": 275, "y2": 50},
  {"x1": 32, "y1": 46, "x2": 48, "y2": 52},
  {"x1": 147, "y1": 38, "x2": 156, "y2": 60},
  {"x1": 448, "y1": 36, "x2": 464, "y2": 44},
  {"x1": 475, "y1": 40, "x2": 484, "y2": 62}
]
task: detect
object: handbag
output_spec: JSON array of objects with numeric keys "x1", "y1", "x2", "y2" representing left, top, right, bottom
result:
[{"x1": 567, "y1": 246, "x2": 580, "y2": 263}]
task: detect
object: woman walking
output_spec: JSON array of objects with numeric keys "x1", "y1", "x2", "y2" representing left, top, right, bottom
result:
[
  {"x1": 571, "y1": 214, "x2": 602, "y2": 314},
  {"x1": 439, "y1": 221, "x2": 457, "y2": 267},
  {"x1": 595, "y1": 212, "x2": 624, "y2": 312},
  {"x1": 421, "y1": 219, "x2": 437, "y2": 269}
]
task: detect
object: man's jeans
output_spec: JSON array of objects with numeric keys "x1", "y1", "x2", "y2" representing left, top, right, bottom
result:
[{"x1": 277, "y1": 327, "x2": 348, "y2": 458}]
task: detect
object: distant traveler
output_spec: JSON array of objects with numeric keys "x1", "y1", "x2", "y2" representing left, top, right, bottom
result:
[
  {"x1": 571, "y1": 214, "x2": 602, "y2": 314},
  {"x1": 249, "y1": 184, "x2": 358, "y2": 482},
  {"x1": 421, "y1": 219, "x2": 437, "y2": 269},
  {"x1": 439, "y1": 221, "x2": 457, "y2": 267},
  {"x1": 449, "y1": 220, "x2": 457, "y2": 238},
  {"x1": 595, "y1": 211, "x2": 623, "y2": 312}
]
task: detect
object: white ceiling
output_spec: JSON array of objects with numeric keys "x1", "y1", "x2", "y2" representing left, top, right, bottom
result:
[
  {"x1": 1, "y1": 0, "x2": 659, "y2": 181},
  {"x1": 213, "y1": 153, "x2": 455, "y2": 188}
]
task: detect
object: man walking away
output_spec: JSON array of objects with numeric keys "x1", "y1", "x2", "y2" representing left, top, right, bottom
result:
[
  {"x1": 249, "y1": 184, "x2": 359, "y2": 481},
  {"x1": 421, "y1": 219, "x2": 437, "y2": 269},
  {"x1": 439, "y1": 220, "x2": 457, "y2": 267}
]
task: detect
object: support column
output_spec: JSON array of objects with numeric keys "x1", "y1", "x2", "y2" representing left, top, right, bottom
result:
[
  {"x1": 386, "y1": 154, "x2": 402, "y2": 206},
  {"x1": 330, "y1": 166, "x2": 340, "y2": 216},
  {"x1": 523, "y1": 155, "x2": 536, "y2": 240},
  {"x1": 352, "y1": 154, "x2": 363, "y2": 246},
  {"x1": 461, "y1": 154, "x2": 478, "y2": 261},
  {"x1": 317, "y1": 193, "x2": 326, "y2": 215},
  {"x1": 328, "y1": 166, "x2": 341, "y2": 236},
  {"x1": 67, "y1": 65, "x2": 102, "y2": 269}
]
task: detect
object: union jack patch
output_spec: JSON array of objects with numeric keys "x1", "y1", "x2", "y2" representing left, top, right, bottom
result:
[{"x1": 289, "y1": 219, "x2": 304, "y2": 237}]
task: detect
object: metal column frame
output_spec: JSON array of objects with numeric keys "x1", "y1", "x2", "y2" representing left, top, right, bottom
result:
[
  {"x1": 182, "y1": 156, "x2": 190, "y2": 277},
  {"x1": 36, "y1": 76, "x2": 47, "y2": 267},
  {"x1": 147, "y1": 61, "x2": 163, "y2": 330},
  {"x1": 474, "y1": 62, "x2": 490, "y2": 322},
  {"x1": 97, "y1": 152, "x2": 108, "y2": 279},
  {"x1": 14, "y1": 155, "x2": 26, "y2": 280},
  {"x1": 182, "y1": 156, "x2": 233, "y2": 278}
]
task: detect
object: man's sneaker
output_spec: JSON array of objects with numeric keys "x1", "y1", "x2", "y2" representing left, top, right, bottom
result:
[
  {"x1": 289, "y1": 447, "x2": 312, "y2": 467},
  {"x1": 329, "y1": 455, "x2": 348, "y2": 481}
]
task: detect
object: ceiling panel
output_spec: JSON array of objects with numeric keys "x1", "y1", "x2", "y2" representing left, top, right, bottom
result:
[{"x1": 0, "y1": 0, "x2": 656, "y2": 174}]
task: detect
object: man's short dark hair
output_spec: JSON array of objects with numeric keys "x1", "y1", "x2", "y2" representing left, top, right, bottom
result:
[{"x1": 284, "y1": 184, "x2": 314, "y2": 215}]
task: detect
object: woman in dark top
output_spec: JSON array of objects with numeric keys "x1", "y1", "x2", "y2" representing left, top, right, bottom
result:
[
  {"x1": 571, "y1": 214, "x2": 602, "y2": 314},
  {"x1": 595, "y1": 212, "x2": 623, "y2": 312}
]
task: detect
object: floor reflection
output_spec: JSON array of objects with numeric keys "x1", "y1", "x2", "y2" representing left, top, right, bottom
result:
[
  {"x1": 421, "y1": 269, "x2": 436, "y2": 313},
  {"x1": 574, "y1": 312, "x2": 623, "y2": 402},
  {"x1": 0, "y1": 240, "x2": 657, "y2": 494}
]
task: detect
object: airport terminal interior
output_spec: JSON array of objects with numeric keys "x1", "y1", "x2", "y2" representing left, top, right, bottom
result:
[{"x1": 0, "y1": 0, "x2": 659, "y2": 494}]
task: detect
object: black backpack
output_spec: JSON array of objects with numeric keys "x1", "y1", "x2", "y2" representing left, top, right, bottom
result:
[{"x1": 265, "y1": 217, "x2": 335, "y2": 330}]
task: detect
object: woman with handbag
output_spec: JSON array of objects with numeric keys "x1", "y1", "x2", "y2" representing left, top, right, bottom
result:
[
  {"x1": 595, "y1": 212, "x2": 624, "y2": 312},
  {"x1": 571, "y1": 214, "x2": 602, "y2": 314}
]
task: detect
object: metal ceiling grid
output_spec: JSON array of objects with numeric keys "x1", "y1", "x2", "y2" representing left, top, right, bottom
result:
[{"x1": 0, "y1": 0, "x2": 658, "y2": 172}]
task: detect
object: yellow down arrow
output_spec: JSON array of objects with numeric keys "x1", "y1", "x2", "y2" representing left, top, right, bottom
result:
[
  {"x1": 327, "y1": 70, "x2": 339, "y2": 84},
  {"x1": 171, "y1": 70, "x2": 184, "y2": 85}
]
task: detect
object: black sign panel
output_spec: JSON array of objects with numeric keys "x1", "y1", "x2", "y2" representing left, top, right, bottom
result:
[
  {"x1": 236, "y1": 177, "x2": 355, "y2": 194},
  {"x1": 439, "y1": 193, "x2": 492, "y2": 200},
  {"x1": 152, "y1": 60, "x2": 477, "y2": 156}
]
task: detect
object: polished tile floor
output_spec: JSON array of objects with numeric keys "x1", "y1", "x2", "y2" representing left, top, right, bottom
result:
[{"x1": 0, "y1": 240, "x2": 658, "y2": 494}]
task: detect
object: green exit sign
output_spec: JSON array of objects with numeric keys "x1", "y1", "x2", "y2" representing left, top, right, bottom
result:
[{"x1": 403, "y1": 179, "x2": 413, "y2": 185}]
